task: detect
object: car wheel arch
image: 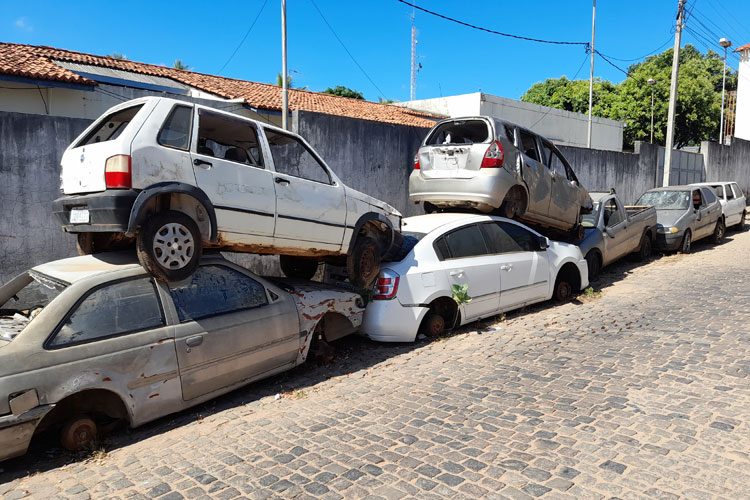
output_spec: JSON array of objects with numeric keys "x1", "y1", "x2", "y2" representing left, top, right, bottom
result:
[
  {"x1": 553, "y1": 261, "x2": 582, "y2": 298},
  {"x1": 35, "y1": 388, "x2": 133, "y2": 435},
  {"x1": 348, "y1": 212, "x2": 396, "y2": 256}
]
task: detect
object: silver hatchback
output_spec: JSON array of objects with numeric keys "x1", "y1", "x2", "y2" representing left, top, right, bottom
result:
[{"x1": 409, "y1": 116, "x2": 593, "y2": 235}]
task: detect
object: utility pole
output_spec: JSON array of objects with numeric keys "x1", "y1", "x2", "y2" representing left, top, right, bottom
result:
[
  {"x1": 719, "y1": 38, "x2": 732, "y2": 145},
  {"x1": 410, "y1": 3, "x2": 417, "y2": 101},
  {"x1": 663, "y1": 0, "x2": 685, "y2": 187},
  {"x1": 587, "y1": 0, "x2": 596, "y2": 149},
  {"x1": 281, "y1": 0, "x2": 289, "y2": 130}
]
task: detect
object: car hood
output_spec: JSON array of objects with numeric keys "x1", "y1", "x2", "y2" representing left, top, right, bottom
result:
[
  {"x1": 655, "y1": 209, "x2": 688, "y2": 228},
  {"x1": 345, "y1": 187, "x2": 402, "y2": 218}
]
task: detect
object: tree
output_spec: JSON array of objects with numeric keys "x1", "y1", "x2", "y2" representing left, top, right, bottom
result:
[
  {"x1": 378, "y1": 97, "x2": 398, "y2": 104},
  {"x1": 108, "y1": 52, "x2": 126, "y2": 60},
  {"x1": 323, "y1": 86, "x2": 364, "y2": 100},
  {"x1": 275, "y1": 73, "x2": 294, "y2": 88},
  {"x1": 173, "y1": 59, "x2": 190, "y2": 70}
]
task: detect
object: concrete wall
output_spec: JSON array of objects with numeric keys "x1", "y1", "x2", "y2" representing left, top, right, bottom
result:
[{"x1": 702, "y1": 136, "x2": 750, "y2": 197}]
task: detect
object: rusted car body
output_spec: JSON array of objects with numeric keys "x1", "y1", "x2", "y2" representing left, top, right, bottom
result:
[{"x1": 0, "y1": 253, "x2": 363, "y2": 462}]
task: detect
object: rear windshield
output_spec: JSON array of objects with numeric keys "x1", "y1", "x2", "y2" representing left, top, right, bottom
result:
[
  {"x1": 636, "y1": 190, "x2": 690, "y2": 210},
  {"x1": 425, "y1": 120, "x2": 491, "y2": 146},
  {"x1": 76, "y1": 104, "x2": 144, "y2": 147},
  {"x1": 0, "y1": 271, "x2": 67, "y2": 342}
]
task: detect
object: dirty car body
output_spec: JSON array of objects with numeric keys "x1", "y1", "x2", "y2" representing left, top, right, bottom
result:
[
  {"x1": 409, "y1": 116, "x2": 593, "y2": 233},
  {"x1": 0, "y1": 253, "x2": 363, "y2": 462}
]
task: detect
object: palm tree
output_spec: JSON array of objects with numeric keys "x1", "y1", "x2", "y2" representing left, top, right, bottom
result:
[{"x1": 173, "y1": 59, "x2": 190, "y2": 71}]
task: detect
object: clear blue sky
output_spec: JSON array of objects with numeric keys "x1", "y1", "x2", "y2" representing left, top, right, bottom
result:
[{"x1": 4, "y1": 0, "x2": 749, "y2": 102}]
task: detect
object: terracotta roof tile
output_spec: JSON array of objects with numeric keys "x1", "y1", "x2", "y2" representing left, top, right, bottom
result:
[
  {"x1": 735, "y1": 43, "x2": 750, "y2": 52},
  {"x1": 0, "y1": 42, "x2": 438, "y2": 128}
]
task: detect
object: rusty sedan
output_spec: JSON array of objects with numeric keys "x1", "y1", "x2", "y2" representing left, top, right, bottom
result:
[{"x1": 0, "y1": 253, "x2": 363, "y2": 462}]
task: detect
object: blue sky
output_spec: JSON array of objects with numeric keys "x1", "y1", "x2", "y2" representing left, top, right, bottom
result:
[{"x1": 4, "y1": 0, "x2": 750, "y2": 102}]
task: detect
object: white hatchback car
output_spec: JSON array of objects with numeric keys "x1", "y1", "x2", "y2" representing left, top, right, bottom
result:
[
  {"x1": 361, "y1": 214, "x2": 589, "y2": 342},
  {"x1": 692, "y1": 182, "x2": 746, "y2": 230}
]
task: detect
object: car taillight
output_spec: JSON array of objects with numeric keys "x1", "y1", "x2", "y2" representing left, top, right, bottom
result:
[
  {"x1": 413, "y1": 152, "x2": 420, "y2": 170},
  {"x1": 105, "y1": 155, "x2": 132, "y2": 188},
  {"x1": 373, "y1": 269, "x2": 399, "y2": 300},
  {"x1": 480, "y1": 140, "x2": 504, "y2": 168}
]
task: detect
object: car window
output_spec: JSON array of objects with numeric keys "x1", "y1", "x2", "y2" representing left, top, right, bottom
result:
[
  {"x1": 265, "y1": 130, "x2": 332, "y2": 184},
  {"x1": 709, "y1": 185, "x2": 725, "y2": 199},
  {"x1": 442, "y1": 225, "x2": 488, "y2": 259},
  {"x1": 701, "y1": 188, "x2": 717, "y2": 205},
  {"x1": 158, "y1": 105, "x2": 192, "y2": 150},
  {"x1": 76, "y1": 104, "x2": 144, "y2": 147},
  {"x1": 724, "y1": 185, "x2": 735, "y2": 200},
  {"x1": 433, "y1": 237, "x2": 450, "y2": 261},
  {"x1": 481, "y1": 222, "x2": 536, "y2": 253},
  {"x1": 539, "y1": 141, "x2": 553, "y2": 166},
  {"x1": 504, "y1": 125, "x2": 516, "y2": 145},
  {"x1": 49, "y1": 278, "x2": 164, "y2": 348},
  {"x1": 732, "y1": 183, "x2": 744, "y2": 198},
  {"x1": 519, "y1": 131, "x2": 540, "y2": 162},
  {"x1": 636, "y1": 191, "x2": 690, "y2": 210},
  {"x1": 197, "y1": 110, "x2": 264, "y2": 167},
  {"x1": 603, "y1": 199, "x2": 624, "y2": 227},
  {"x1": 548, "y1": 149, "x2": 569, "y2": 178},
  {"x1": 425, "y1": 120, "x2": 490, "y2": 145},
  {"x1": 168, "y1": 265, "x2": 269, "y2": 322}
]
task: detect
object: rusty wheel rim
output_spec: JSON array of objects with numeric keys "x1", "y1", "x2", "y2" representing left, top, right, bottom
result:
[
  {"x1": 427, "y1": 316, "x2": 445, "y2": 337},
  {"x1": 61, "y1": 417, "x2": 97, "y2": 451},
  {"x1": 359, "y1": 246, "x2": 378, "y2": 282},
  {"x1": 556, "y1": 281, "x2": 572, "y2": 301}
]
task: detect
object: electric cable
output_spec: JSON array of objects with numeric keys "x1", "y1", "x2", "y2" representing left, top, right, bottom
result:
[{"x1": 216, "y1": 0, "x2": 270, "y2": 75}]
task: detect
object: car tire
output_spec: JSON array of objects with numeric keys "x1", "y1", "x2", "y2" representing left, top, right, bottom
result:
[
  {"x1": 136, "y1": 210, "x2": 202, "y2": 282},
  {"x1": 553, "y1": 274, "x2": 574, "y2": 302},
  {"x1": 712, "y1": 219, "x2": 725, "y2": 244},
  {"x1": 279, "y1": 255, "x2": 319, "y2": 281},
  {"x1": 737, "y1": 210, "x2": 746, "y2": 231},
  {"x1": 636, "y1": 234, "x2": 652, "y2": 262},
  {"x1": 679, "y1": 230, "x2": 692, "y2": 254},
  {"x1": 585, "y1": 251, "x2": 601, "y2": 282},
  {"x1": 60, "y1": 415, "x2": 97, "y2": 451},
  {"x1": 347, "y1": 236, "x2": 381, "y2": 288},
  {"x1": 420, "y1": 312, "x2": 445, "y2": 338}
]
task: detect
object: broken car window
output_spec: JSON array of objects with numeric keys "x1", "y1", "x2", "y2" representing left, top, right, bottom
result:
[
  {"x1": 158, "y1": 105, "x2": 192, "y2": 150},
  {"x1": 603, "y1": 199, "x2": 623, "y2": 227},
  {"x1": 168, "y1": 265, "x2": 269, "y2": 322},
  {"x1": 425, "y1": 120, "x2": 491, "y2": 146},
  {"x1": 519, "y1": 131, "x2": 540, "y2": 162},
  {"x1": 636, "y1": 191, "x2": 690, "y2": 210},
  {"x1": 49, "y1": 278, "x2": 163, "y2": 348},
  {"x1": 0, "y1": 271, "x2": 67, "y2": 342},
  {"x1": 265, "y1": 130, "x2": 331, "y2": 184},
  {"x1": 197, "y1": 110, "x2": 264, "y2": 167},
  {"x1": 76, "y1": 104, "x2": 144, "y2": 147}
]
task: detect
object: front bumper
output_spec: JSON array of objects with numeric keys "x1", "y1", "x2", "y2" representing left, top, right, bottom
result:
[
  {"x1": 52, "y1": 190, "x2": 138, "y2": 233},
  {"x1": 0, "y1": 404, "x2": 54, "y2": 463},
  {"x1": 655, "y1": 232, "x2": 683, "y2": 251},
  {"x1": 361, "y1": 298, "x2": 429, "y2": 342}
]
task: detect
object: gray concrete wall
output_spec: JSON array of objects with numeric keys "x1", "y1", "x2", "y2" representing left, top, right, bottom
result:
[{"x1": 702, "y1": 137, "x2": 750, "y2": 198}]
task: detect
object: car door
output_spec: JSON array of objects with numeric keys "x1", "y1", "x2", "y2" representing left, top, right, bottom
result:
[
  {"x1": 435, "y1": 224, "x2": 500, "y2": 321},
  {"x1": 480, "y1": 221, "x2": 549, "y2": 310},
  {"x1": 263, "y1": 128, "x2": 347, "y2": 249},
  {"x1": 191, "y1": 108, "x2": 276, "y2": 242},
  {"x1": 732, "y1": 184, "x2": 746, "y2": 223},
  {"x1": 700, "y1": 187, "x2": 722, "y2": 234},
  {"x1": 518, "y1": 130, "x2": 553, "y2": 217},
  {"x1": 723, "y1": 183, "x2": 741, "y2": 226},
  {"x1": 545, "y1": 144, "x2": 580, "y2": 226},
  {"x1": 600, "y1": 198, "x2": 629, "y2": 264},
  {"x1": 168, "y1": 264, "x2": 299, "y2": 401}
]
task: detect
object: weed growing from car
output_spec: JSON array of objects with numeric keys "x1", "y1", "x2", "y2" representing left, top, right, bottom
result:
[{"x1": 451, "y1": 284, "x2": 472, "y2": 305}]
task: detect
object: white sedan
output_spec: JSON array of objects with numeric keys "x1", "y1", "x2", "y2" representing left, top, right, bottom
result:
[{"x1": 361, "y1": 214, "x2": 588, "y2": 342}]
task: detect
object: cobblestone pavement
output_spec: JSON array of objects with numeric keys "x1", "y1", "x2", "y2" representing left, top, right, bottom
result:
[{"x1": 3, "y1": 228, "x2": 750, "y2": 500}]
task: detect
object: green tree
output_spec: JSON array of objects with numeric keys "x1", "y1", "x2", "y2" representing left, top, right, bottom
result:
[
  {"x1": 323, "y1": 86, "x2": 364, "y2": 100},
  {"x1": 108, "y1": 52, "x2": 126, "y2": 60},
  {"x1": 378, "y1": 97, "x2": 398, "y2": 104},
  {"x1": 173, "y1": 59, "x2": 190, "y2": 70},
  {"x1": 275, "y1": 72, "x2": 294, "y2": 88}
]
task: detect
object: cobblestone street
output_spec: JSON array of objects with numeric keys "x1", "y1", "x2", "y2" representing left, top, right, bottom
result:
[{"x1": 2, "y1": 228, "x2": 750, "y2": 500}]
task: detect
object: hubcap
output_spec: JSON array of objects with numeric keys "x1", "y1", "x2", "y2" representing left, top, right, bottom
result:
[{"x1": 153, "y1": 222, "x2": 194, "y2": 270}]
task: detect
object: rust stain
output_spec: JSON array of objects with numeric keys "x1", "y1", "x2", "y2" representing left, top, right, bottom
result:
[
  {"x1": 209, "y1": 235, "x2": 338, "y2": 258},
  {"x1": 102, "y1": 377, "x2": 111, "y2": 382},
  {"x1": 149, "y1": 393, "x2": 160, "y2": 399},
  {"x1": 156, "y1": 338, "x2": 170, "y2": 344}
]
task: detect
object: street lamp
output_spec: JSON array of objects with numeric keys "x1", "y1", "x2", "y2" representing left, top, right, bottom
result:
[
  {"x1": 719, "y1": 37, "x2": 732, "y2": 145},
  {"x1": 648, "y1": 78, "x2": 656, "y2": 144}
]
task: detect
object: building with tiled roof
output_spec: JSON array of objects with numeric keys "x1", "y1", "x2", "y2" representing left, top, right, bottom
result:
[{"x1": 0, "y1": 42, "x2": 438, "y2": 128}]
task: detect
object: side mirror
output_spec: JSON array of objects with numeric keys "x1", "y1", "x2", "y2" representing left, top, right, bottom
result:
[{"x1": 537, "y1": 235, "x2": 549, "y2": 250}]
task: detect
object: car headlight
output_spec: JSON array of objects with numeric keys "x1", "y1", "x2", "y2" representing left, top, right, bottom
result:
[{"x1": 657, "y1": 226, "x2": 679, "y2": 234}]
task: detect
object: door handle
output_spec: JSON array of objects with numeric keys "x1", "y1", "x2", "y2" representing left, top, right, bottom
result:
[
  {"x1": 185, "y1": 335, "x2": 203, "y2": 348},
  {"x1": 275, "y1": 177, "x2": 290, "y2": 184},
  {"x1": 500, "y1": 264, "x2": 513, "y2": 271},
  {"x1": 193, "y1": 158, "x2": 212, "y2": 168},
  {"x1": 449, "y1": 270, "x2": 464, "y2": 277}
]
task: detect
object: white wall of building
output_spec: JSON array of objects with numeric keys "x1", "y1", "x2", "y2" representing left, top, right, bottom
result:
[
  {"x1": 735, "y1": 49, "x2": 750, "y2": 142},
  {"x1": 399, "y1": 92, "x2": 624, "y2": 152}
]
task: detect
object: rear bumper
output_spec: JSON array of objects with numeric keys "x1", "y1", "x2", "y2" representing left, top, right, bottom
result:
[
  {"x1": 361, "y1": 298, "x2": 429, "y2": 342},
  {"x1": 0, "y1": 404, "x2": 54, "y2": 463},
  {"x1": 408, "y1": 168, "x2": 516, "y2": 209},
  {"x1": 53, "y1": 190, "x2": 138, "y2": 233}
]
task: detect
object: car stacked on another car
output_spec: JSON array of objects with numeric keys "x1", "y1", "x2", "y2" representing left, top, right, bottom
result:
[
  {"x1": 52, "y1": 97, "x2": 402, "y2": 287},
  {"x1": 361, "y1": 214, "x2": 588, "y2": 342}
]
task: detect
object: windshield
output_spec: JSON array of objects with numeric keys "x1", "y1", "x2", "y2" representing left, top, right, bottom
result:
[
  {"x1": 581, "y1": 202, "x2": 600, "y2": 228},
  {"x1": 636, "y1": 191, "x2": 690, "y2": 210},
  {"x1": 0, "y1": 271, "x2": 67, "y2": 342}
]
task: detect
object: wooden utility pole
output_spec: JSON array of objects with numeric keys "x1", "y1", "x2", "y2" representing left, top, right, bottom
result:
[{"x1": 663, "y1": 0, "x2": 685, "y2": 187}]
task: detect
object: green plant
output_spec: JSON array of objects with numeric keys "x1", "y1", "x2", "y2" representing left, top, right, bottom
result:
[
  {"x1": 451, "y1": 284, "x2": 472, "y2": 305},
  {"x1": 582, "y1": 287, "x2": 601, "y2": 299}
]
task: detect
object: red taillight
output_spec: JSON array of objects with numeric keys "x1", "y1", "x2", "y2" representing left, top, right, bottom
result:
[
  {"x1": 480, "y1": 140, "x2": 504, "y2": 168},
  {"x1": 105, "y1": 155, "x2": 132, "y2": 188},
  {"x1": 413, "y1": 152, "x2": 420, "y2": 170},
  {"x1": 373, "y1": 270, "x2": 400, "y2": 299}
]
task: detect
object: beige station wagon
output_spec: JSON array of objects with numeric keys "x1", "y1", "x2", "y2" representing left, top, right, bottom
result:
[{"x1": 0, "y1": 253, "x2": 363, "y2": 462}]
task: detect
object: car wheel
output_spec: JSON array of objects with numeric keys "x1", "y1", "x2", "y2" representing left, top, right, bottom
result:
[
  {"x1": 279, "y1": 255, "x2": 319, "y2": 281},
  {"x1": 712, "y1": 219, "x2": 725, "y2": 244},
  {"x1": 585, "y1": 251, "x2": 601, "y2": 282},
  {"x1": 737, "y1": 210, "x2": 746, "y2": 231},
  {"x1": 136, "y1": 210, "x2": 202, "y2": 282},
  {"x1": 60, "y1": 415, "x2": 97, "y2": 451},
  {"x1": 637, "y1": 234, "x2": 652, "y2": 262},
  {"x1": 679, "y1": 230, "x2": 692, "y2": 254},
  {"x1": 420, "y1": 312, "x2": 445, "y2": 338},
  {"x1": 347, "y1": 236, "x2": 380, "y2": 288},
  {"x1": 553, "y1": 275, "x2": 574, "y2": 302}
]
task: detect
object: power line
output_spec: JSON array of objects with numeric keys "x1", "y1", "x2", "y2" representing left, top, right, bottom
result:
[
  {"x1": 395, "y1": 0, "x2": 588, "y2": 46},
  {"x1": 596, "y1": 33, "x2": 675, "y2": 62},
  {"x1": 528, "y1": 52, "x2": 590, "y2": 130},
  {"x1": 309, "y1": 0, "x2": 388, "y2": 99},
  {"x1": 216, "y1": 0, "x2": 270, "y2": 75},
  {"x1": 595, "y1": 50, "x2": 629, "y2": 77}
]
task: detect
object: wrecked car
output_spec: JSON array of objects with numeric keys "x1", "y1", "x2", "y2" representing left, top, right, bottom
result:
[
  {"x1": 0, "y1": 252, "x2": 363, "y2": 462},
  {"x1": 692, "y1": 181, "x2": 746, "y2": 231},
  {"x1": 635, "y1": 185, "x2": 723, "y2": 253},
  {"x1": 409, "y1": 116, "x2": 593, "y2": 238},
  {"x1": 52, "y1": 96, "x2": 402, "y2": 287},
  {"x1": 579, "y1": 191, "x2": 657, "y2": 281},
  {"x1": 361, "y1": 213, "x2": 588, "y2": 342}
]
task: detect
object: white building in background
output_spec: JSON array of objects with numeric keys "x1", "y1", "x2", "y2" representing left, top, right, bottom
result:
[
  {"x1": 734, "y1": 43, "x2": 750, "y2": 142},
  {"x1": 398, "y1": 92, "x2": 625, "y2": 152}
]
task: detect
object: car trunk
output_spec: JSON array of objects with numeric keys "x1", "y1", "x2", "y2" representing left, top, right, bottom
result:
[{"x1": 417, "y1": 118, "x2": 493, "y2": 180}]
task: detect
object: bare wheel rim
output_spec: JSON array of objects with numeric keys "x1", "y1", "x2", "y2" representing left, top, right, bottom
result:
[
  {"x1": 61, "y1": 418, "x2": 96, "y2": 450},
  {"x1": 557, "y1": 281, "x2": 571, "y2": 300},
  {"x1": 359, "y1": 246, "x2": 378, "y2": 281},
  {"x1": 428, "y1": 315, "x2": 445, "y2": 337},
  {"x1": 152, "y1": 222, "x2": 194, "y2": 270}
]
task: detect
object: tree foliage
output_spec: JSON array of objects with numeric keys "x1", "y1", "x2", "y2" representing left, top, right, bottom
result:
[
  {"x1": 173, "y1": 59, "x2": 190, "y2": 71},
  {"x1": 323, "y1": 86, "x2": 364, "y2": 100},
  {"x1": 521, "y1": 45, "x2": 737, "y2": 149}
]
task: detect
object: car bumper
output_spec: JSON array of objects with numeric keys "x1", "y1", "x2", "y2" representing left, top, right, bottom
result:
[
  {"x1": 361, "y1": 299, "x2": 429, "y2": 342},
  {"x1": 53, "y1": 190, "x2": 138, "y2": 233},
  {"x1": 409, "y1": 168, "x2": 516, "y2": 209},
  {"x1": 655, "y1": 232, "x2": 683, "y2": 251},
  {"x1": 0, "y1": 405, "x2": 54, "y2": 463}
]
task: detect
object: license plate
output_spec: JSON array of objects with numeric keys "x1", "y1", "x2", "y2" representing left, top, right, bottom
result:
[{"x1": 70, "y1": 208, "x2": 90, "y2": 224}]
